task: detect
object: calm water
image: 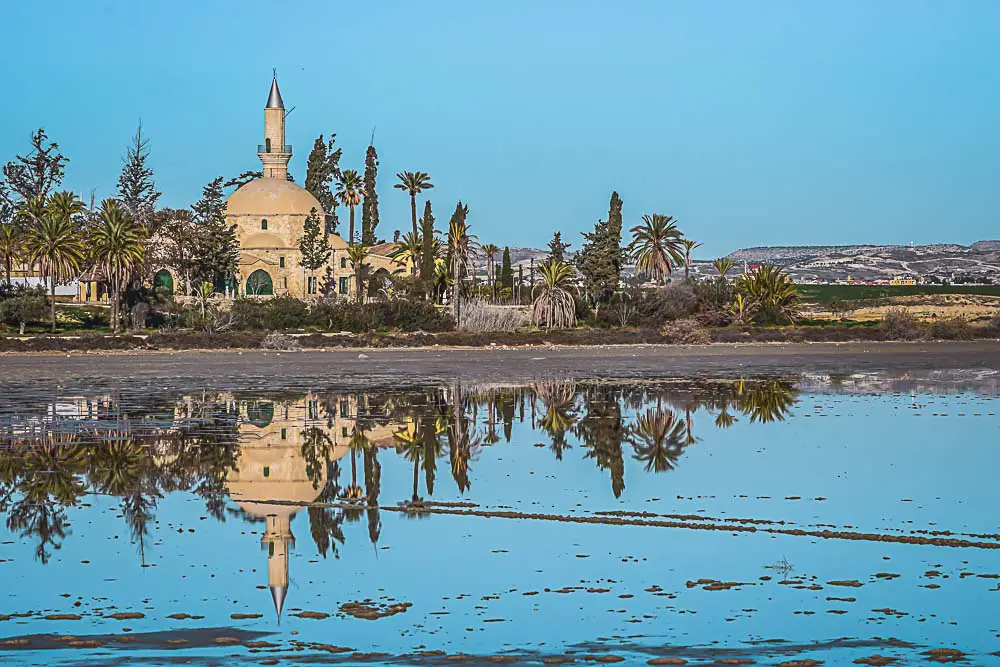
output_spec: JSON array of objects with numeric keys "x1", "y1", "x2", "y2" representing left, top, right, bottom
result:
[{"x1": 1, "y1": 373, "x2": 999, "y2": 665}]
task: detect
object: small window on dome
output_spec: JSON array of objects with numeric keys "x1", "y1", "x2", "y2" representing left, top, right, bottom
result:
[{"x1": 261, "y1": 219, "x2": 268, "y2": 230}]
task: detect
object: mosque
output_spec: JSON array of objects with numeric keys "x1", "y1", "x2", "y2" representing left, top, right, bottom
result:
[{"x1": 82, "y1": 75, "x2": 407, "y2": 302}]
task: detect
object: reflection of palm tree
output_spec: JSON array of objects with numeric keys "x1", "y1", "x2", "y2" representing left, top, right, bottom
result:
[
  {"x1": 737, "y1": 379, "x2": 797, "y2": 423},
  {"x1": 533, "y1": 381, "x2": 577, "y2": 460},
  {"x1": 713, "y1": 399, "x2": 738, "y2": 429},
  {"x1": 629, "y1": 401, "x2": 688, "y2": 473},
  {"x1": 447, "y1": 385, "x2": 482, "y2": 494}
]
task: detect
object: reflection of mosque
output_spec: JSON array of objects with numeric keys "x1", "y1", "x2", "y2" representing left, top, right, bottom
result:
[
  {"x1": 225, "y1": 396, "x2": 349, "y2": 620},
  {"x1": 224, "y1": 395, "x2": 398, "y2": 620}
]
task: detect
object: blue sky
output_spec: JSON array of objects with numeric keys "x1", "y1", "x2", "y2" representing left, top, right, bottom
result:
[{"x1": 1, "y1": 1, "x2": 997, "y2": 257}]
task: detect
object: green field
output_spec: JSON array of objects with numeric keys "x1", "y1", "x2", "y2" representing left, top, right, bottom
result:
[{"x1": 797, "y1": 284, "x2": 1000, "y2": 304}]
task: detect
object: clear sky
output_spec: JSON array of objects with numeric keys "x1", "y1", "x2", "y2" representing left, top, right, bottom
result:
[{"x1": 1, "y1": 1, "x2": 997, "y2": 257}]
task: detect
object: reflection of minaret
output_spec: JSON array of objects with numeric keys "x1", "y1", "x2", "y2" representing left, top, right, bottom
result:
[{"x1": 226, "y1": 397, "x2": 348, "y2": 621}]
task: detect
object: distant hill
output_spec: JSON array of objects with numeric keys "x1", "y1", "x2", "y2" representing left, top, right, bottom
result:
[{"x1": 718, "y1": 241, "x2": 1000, "y2": 282}]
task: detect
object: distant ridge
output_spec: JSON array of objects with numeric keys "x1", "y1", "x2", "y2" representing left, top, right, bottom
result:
[{"x1": 719, "y1": 241, "x2": 1000, "y2": 282}]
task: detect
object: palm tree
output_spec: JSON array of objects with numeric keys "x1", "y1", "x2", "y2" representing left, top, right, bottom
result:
[
  {"x1": 531, "y1": 260, "x2": 577, "y2": 329},
  {"x1": 628, "y1": 214, "x2": 684, "y2": 285},
  {"x1": 346, "y1": 244, "x2": 369, "y2": 303},
  {"x1": 480, "y1": 243, "x2": 498, "y2": 300},
  {"x1": 713, "y1": 257, "x2": 736, "y2": 280},
  {"x1": 533, "y1": 381, "x2": 577, "y2": 460},
  {"x1": 394, "y1": 171, "x2": 434, "y2": 240},
  {"x1": 90, "y1": 199, "x2": 146, "y2": 334},
  {"x1": 680, "y1": 238, "x2": 703, "y2": 280},
  {"x1": 0, "y1": 223, "x2": 24, "y2": 286},
  {"x1": 336, "y1": 170, "x2": 365, "y2": 243},
  {"x1": 447, "y1": 212, "x2": 479, "y2": 325},
  {"x1": 736, "y1": 265, "x2": 799, "y2": 324},
  {"x1": 392, "y1": 231, "x2": 422, "y2": 275},
  {"x1": 24, "y1": 194, "x2": 86, "y2": 331}
]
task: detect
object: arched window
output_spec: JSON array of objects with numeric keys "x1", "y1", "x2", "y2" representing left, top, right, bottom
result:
[
  {"x1": 153, "y1": 269, "x2": 174, "y2": 294},
  {"x1": 265, "y1": 138, "x2": 272, "y2": 153},
  {"x1": 261, "y1": 218, "x2": 268, "y2": 230},
  {"x1": 246, "y1": 269, "x2": 274, "y2": 296}
]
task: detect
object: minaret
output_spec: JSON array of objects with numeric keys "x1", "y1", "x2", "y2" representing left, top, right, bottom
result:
[
  {"x1": 258, "y1": 73, "x2": 291, "y2": 179},
  {"x1": 263, "y1": 513, "x2": 293, "y2": 621}
]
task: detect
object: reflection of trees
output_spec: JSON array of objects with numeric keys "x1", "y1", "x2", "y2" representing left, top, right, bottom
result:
[
  {"x1": 533, "y1": 381, "x2": 577, "y2": 461},
  {"x1": 628, "y1": 400, "x2": 688, "y2": 473},
  {"x1": 0, "y1": 380, "x2": 801, "y2": 565},
  {"x1": 575, "y1": 386, "x2": 627, "y2": 498},
  {"x1": 736, "y1": 379, "x2": 797, "y2": 424}
]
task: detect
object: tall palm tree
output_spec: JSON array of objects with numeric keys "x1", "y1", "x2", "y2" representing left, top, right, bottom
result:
[
  {"x1": 680, "y1": 238, "x2": 703, "y2": 280},
  {"x1": 447, "y1": 212, "x2": 479, "y2": 325},
  {"x1": 0, "y1": 223, "x2": 24, "y2": 286},
  {"x1": 713, "y1": 257, "x2": 736, "y2": 280},
  {"x1": 90, "y1": 199, "x2": 146, "y2": 334},
  {"x1": 628, "y1": 214, "x2": 684, "y2": 285},
  {"x1": 24, "y1": 194, "x2": 86, "y2": 331},
  {"x1": 480, "y1": 243, "x2": 498, "y2": 300},
  {"x1": 336, "y1": 170, "x2": 365, "y2": 243},
  {"x1": 394, "y1": 171, "x2": 434, "y2": 240},
  {"x1": 531, "y1": 260, "x2": 577, "y2": 329},
  {"x1": 346, "y1": 244, "x2": 369, "y2": 303}
]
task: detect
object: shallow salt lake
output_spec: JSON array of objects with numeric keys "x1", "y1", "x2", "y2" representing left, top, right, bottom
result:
[{"x1": 0, "y1": 375, "x2": 998, "y2": 665}]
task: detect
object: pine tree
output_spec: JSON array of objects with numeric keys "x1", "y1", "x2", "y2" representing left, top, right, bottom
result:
[
  {"x1": 2, "y1": 129, "x2": 68, "y2": 204},
  {"x1": 420, "y1": 201, "x2": 436, "y2": 299},
  {"x1": 191, "y1": 177, "x2": 238, "y2": 291},
  {"x1": 500, "y1": 247, "x2": 513, "y2": 291},
  {"x1": 116, "y1": 122, "x2": 161, "y2": 231},
  {"x1": 303, "y1": 134, "x2": 342, "y2": 234},
  {"x1": 361, "y1": 145, "x2": 380, "y2": 245},
  {"x1": 547, "y1": 231, "x2": 570, "y2": 263},
  {"x1": 299, "y1": 207, "x2": 331, "y2": 274}
]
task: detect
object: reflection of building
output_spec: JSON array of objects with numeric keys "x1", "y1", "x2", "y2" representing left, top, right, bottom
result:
[{"x1": 225, "y1": 397, "x2": 349, "y2": 620}]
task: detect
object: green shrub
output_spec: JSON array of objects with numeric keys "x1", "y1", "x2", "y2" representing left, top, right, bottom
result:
[
  {"x1": 231, "y1": 296, "x2": 309, "y2": 331},
  {"x1": 0, "y1": 286, "x2": 48, "y2": 333},
  {"x1": 880, "y1": 308, "x2": 923, "y2": 340},
  {"x1": 309, "y1": 298, "x2": 453, "y2": 332}
]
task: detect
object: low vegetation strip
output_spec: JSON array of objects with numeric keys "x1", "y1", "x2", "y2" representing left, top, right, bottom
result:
[
  {"x1": 798, "y1": 284, "x2": 1000, "y2": 305},
  {"x1": 235, "y1": 498, "x2": 1000, "y2": 551}
]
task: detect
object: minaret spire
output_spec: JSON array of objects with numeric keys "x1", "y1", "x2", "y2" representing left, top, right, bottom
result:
[{"x1": 259, "y1": 72, "x2": 291, "y2": 179}]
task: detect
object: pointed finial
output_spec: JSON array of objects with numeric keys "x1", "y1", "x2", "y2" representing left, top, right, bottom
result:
[
  {"x1": 266, "y1": 72, "x2": 284, "y2": 109},
  {"x1": 270, "y1": 585, "x2": 287, "y2": 621}
]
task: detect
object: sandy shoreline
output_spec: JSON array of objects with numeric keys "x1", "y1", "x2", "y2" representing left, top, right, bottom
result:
[{"x1": 1, "y1": 341, "x2": 997, "y2": 390}]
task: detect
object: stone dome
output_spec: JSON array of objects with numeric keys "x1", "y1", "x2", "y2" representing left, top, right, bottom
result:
[{"x1": 226, "y1": 177, "x2": 324, "y2": 217}]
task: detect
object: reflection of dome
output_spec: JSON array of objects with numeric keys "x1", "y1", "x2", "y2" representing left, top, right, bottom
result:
[
  {"x1": 226, "y1": 178, "x2": 323, "y2": 217},
  {"x1": 227, "y1": 436, "x2": 349, "y2": 517},
  {"x1": 245, "y1": 401, "x2": 275, "y2": 428}
]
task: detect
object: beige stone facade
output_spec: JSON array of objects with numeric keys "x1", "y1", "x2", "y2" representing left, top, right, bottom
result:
[{"x1": 223, "y1": 75, "x2": 409, "y2": 299}]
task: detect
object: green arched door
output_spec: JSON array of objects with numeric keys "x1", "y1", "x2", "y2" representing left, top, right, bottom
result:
[
  {"x1": 153, "y1": 269, "x2": 174, "y2": 294},
  {"x1": 246, "y1": 269, "x2": 274, "y2": 296}
]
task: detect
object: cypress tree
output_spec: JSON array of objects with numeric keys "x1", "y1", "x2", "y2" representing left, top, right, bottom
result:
[
  {"x1": 576, "y1": 191, "x2": 625, "y2": 308},
  {"x1": 500, "y1": 247, "x2": 513, "y2": 292},
  {"x1": 117, "y1": 122, "x2": 161, "y2": 231},
  {"x1": 420, "y1": 201, "x2": 436, "y2": 299},
  {"x1": 304, "y1": 134, "x2": 342, "y2": 235},
  {"x1": 361, "y1": 145, "x2": 380, "y2": 245}
]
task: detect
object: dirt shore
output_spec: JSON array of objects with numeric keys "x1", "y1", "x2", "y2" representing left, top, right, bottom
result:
[{"x1": 1, "y1": 341, "x2": 997, "y2": 391}]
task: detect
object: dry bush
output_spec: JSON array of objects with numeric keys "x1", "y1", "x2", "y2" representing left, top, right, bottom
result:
[
  {"x1": 261, "y1": 331, "x2": 302, "y2": 350},
  {"x1": 927, "y1": 317, "x2": 974, "y2": 340},
  {"x1": 660, "y1": 318, "x2": 711, "y2": 345},
  {"x1": 460, "y1": 300, "x2": 528, "y2": 332},
  {"x1": 880, "y1": 308, "x2": 923, "y2": 340}
]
